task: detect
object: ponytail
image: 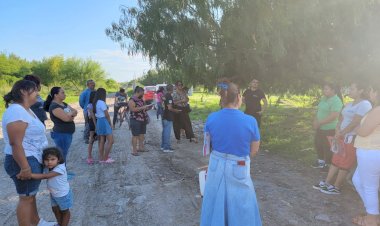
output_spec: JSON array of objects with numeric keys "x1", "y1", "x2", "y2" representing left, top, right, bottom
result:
[
  {"x1": 218, "y1": 81, "x2": 240, "y2": 107},
  {"x1": 3, "y1": 80, "x2": 37, "y2": 108},
  {"x1": 44, "y1": 87, "x2": 61, "y2": 112}
]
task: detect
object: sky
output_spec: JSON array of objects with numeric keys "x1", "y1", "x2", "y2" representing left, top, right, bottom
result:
[{"x1": 0, "y1": 0, "x2": 153, "y2": 82}]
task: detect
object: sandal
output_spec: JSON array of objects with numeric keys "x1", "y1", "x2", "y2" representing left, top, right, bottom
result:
[
  {"x1": 131, "y1": 152, "x2": 140, "y2": 156},
  {"x1": 138, "y1": 149, "x2": 148, "y2": 152},
  {"x1": 86, "y1": 158, "x2": 94, "y2": 165}
]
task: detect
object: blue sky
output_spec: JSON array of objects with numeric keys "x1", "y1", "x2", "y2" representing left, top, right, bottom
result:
[{"x1": 0, "y1": 0, "x2": 152, "y2": 82}]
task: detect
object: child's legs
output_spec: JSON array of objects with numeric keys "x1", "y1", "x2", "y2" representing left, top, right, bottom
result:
[
  {"x1": 52, "y1": 206, "x2": 61, "y2": 224},
  {"x1": 138, "y1": 134, "x2": 145, "y2": 150},
  {"x1": 334, "y1": 169, "x2": 348, "y2": 189},
  {"x1": 98, "y1": 136, "x2": 106, "y2": 160},
  {"x1": 60, "y1": 209, "x2": 70, "y2": 226},
  {"x1": 104, "y1": 134, "x2": 114, "y2": 159},
  {"x1": 88, "y1": 131, "x2": 95, "y2": 158},
  {"x1": 325, "y1": 164, "x2": 339, "y2": 184}
]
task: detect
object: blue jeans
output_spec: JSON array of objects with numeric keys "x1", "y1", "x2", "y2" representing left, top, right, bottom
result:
[
  {"x1": 200, "y1": 151, "x2": 262, "y2": 226},
  {"x1": 156, "y1": 104, "x2": 163, "y2": 119},
  {"x1": 51, "y1": 132, "x2": 73, "y2": 162},
  {"x1": 161, "y1": 119, "x2": 173, "y2": 150}
]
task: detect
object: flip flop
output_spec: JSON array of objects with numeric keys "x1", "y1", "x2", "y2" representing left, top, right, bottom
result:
[
  {"x1": 138, "y1": 149, "x2": 149, "y2": 152},
  {"x1": 131, "y1": 152, "x2": 140, "y2": 156}
]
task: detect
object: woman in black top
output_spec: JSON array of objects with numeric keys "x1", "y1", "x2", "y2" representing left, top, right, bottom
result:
[{"x1": 44, "y1": 87, "x2": 77, "y2": 162}]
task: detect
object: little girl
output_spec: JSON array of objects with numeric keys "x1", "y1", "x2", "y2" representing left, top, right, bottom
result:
[
  {"x1": 87, "y1": 91, "x2": 97, "y2": 164},
  {"x1": 30, "y1": 147, "x2": 73, "y2": 226},
  {"x1": 93, "y1": 88, "x2": 115, "y2": 163}
]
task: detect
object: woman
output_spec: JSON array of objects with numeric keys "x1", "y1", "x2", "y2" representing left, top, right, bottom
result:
[
  {"x1": 128, "y1": 86, "x2": 152, "y2": 156},
  {"x1": 23, "y1": 74, "x2": 48, "y2": 125},
  {"x1": 313, "y1": 82, "x2": 372, "y2": 194},
  {"x1": 113, "y1": 87, "x2": 128, "y2": 128},
  {"x1": 352, "y1": 86, "x2": 380, "y2": 226},
  {"x1": 93, "y1": 88, "x2": 114, "y2": 163},
  {"x1": 3, "y1": 80, "x2": 55, "y2": 226},
  {"x1": 44, "y1": 87, "x2": 77, "y2": 163},
  {"x1": 173, "y1": 81, "x2": 197, "y2": 143},
  {"x1": 312, "y1": 82, "x2": 344, "y2": 170},
  {"x1": 156, "y1": 86, "x2": 164, "y2": 120},
  {"x1": 200, "y1": 82, "x2": 262, "y2": 226}
]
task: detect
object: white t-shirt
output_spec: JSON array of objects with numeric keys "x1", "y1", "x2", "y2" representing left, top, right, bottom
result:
[
  {"x1": 340, "y1": 100, "x2": 372, "y2": 136},
  {"x1": 95, "y1": 100, "x2": 108, "y2": 118},
  {"x1": 2, "y1": 104, "x2": 48, "y2": 163},
  {"x1": 46, "y1": 164, "x2": 70, "y2": 197}
]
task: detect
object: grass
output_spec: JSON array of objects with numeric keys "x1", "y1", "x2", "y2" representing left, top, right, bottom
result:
[{"x1": 189, "y1": 92, "x2": 317, "y2": 164}]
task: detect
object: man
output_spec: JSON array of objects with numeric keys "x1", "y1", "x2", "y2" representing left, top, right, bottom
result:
[
  {"x1": 79, "y1": 79, "x2": 95, "y2": 143},
  {"x1": 23, "y1": 74, "x2": 48, "y2": 125},
  {"x1": 161, "y1": 84, "x2": 181, "y2": 153},
  {"x1": 243, "y1": 78, "x2": 268, "y2": 128}
]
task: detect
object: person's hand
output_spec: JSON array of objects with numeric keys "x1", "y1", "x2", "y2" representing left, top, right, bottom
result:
[{"x1": 16, "y1": 167, "x2": 32, "y2": 180}]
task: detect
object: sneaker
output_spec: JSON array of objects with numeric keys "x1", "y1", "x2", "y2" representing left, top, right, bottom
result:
[
  {"x1": 320, "y1": 185, "x2": 341, "y2": 195},
  {"x1": 313, "y1": 181, "x2": 328, "y2": 190},
  {"x1": 163, "y1": 149, "x2": 174, "y2": 153},
  {"x1": 38, "y1": 218, "x2": 58, "y2": 226},
  {"x1": 311, "y1": 160, "x2": 325, "y2": 169}
]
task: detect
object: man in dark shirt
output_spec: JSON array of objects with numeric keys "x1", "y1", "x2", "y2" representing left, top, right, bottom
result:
[
  {"x1": 243, "y1": 79, "x2": 268, "y2": 128},
  {"x1": 161, "y1": 84, "x2": 181, "y2": 153}
]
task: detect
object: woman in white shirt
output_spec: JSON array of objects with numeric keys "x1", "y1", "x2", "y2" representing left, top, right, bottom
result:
[{"x1": 3, "y1": 80, "x2": 54, "y2": 226}]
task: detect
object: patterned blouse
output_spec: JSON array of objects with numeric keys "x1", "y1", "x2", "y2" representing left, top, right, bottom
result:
[
  {"x1": 129, "y1": 96, "x2": 148, "y2": 122},
  {"x1": 172, "y1": 91, "x2": 188, "y2": 107}
]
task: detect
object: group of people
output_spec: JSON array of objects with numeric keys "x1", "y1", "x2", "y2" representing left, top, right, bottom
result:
[
  {"x1": 3, "y1": 73, "x2": 380, "y2": 226},
  {"x1": 311, "y1": 81, "x2": 380, "y2": 225}
]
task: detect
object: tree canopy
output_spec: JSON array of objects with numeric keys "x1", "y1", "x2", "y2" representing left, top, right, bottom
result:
[{"x1": 107, "y1": 0, "x2": 380, "y2": 92}]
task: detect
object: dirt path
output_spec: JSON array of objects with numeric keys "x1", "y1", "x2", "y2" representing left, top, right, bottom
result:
[{"x1": 0, "y1": 99, "x2": 363, "y2": 225}]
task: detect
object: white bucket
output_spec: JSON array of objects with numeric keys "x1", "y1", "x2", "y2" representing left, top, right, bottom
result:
[{"x1": 199, "y1": 170, "x2": 207, "y2": 197}]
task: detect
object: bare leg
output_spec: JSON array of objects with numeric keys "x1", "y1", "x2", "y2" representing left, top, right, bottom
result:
[
  {"x1": 325, "y1": 164, "x2": 339, "y2": 185},
  {"x1": 52, "y1": 206, "x2": 62, "y2": 225},
  {"x1": 60, "y1": 209, "x2": 71, "y2": 226},
  {"x1": 88, "y1": 131, "x2": 95, "y2": 159},
  {"x1": 334, "y1": 169, "x2": 349, "y2": 189},
  {"x1": 104, "y1": 134, "x2": 114, "y2": 159},
  {"x1": 30, "y1": 196, "x2": 40, "y2": 225},
  {"x1": 132, "y1": 136, "x2": 138, "y2": 154},
  {"x1": 17, "y1": 196, "x2": 36, "y2": 226},
  {"x1": 98, "y1": 136, "x2": 106, "y2": 161},
  {"x1": 138, "y1": 134, "x2": 145, "y2": 151}
]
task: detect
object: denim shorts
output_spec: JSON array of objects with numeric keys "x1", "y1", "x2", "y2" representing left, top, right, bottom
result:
[
  {"x1": 130, "y1": 118, "x2": 146, "y2": 136},
  {"x1": 4, "y1": 155, "x2": 43, "y2": 196},
  {"x1": 51, "y1": 189, "x2": 73, "y2": 211}
]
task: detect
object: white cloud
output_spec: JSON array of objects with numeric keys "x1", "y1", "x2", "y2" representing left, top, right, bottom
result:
[{"x1": 90, "y1": 49, "x2": 153, "y2": 82}]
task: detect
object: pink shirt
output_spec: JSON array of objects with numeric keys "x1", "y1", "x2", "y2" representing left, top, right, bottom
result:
[{"x1": 156, "y1": 92, "x2": 163, "y2": 103}]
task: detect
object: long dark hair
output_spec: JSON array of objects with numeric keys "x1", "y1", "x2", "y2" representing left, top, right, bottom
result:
[
  {"x1": 42, "y1": 147, "x2": 65, "y2": 165},
  {"x1": 93, "y1": 88, "x2": 107, "y2": 114},
  {"x1": 89, "y1": 91, "x2": 96, "y2": 104},
  {"x1": 3, "y1": 80, "x2": 37, "y2": 108},
  {"x1": 23, "y1": 74, "x2": 41, "y2": 88},
  {"x1": 43, "y1": 87, "x2": 61, "y2": 112},
  {"x1": 134, "y1": 86, "x2": 144, "y2": 94}
]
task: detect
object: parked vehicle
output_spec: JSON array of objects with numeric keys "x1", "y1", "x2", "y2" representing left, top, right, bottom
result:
[{"x1": 143, "y1": 86, "x2": 156, "y2": 104}]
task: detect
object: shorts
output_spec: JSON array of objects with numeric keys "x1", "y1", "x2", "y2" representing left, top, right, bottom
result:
[
  {"x1": 51, "y1": 189, "x2": 73, "y2": 211},
  {"x1": 89, "y1": 117, "x2": 96, "y2": 132},
  {"x1": 96, "y1": 117, "x2": 112, "y2": 135},
  {"x1": 4, "y1": 155, "x2": 43, "y2": 196},
  {"x1": 130, "y1": 118, "x2": 146, "y2": 136}
]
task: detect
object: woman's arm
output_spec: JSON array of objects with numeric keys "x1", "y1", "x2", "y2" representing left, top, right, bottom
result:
[
  {"x1": 316, "y1": 112, "x2": 340, "y2": 127},
  {"x1": 337, "y1": 114, "x2": 363, "y2": 137},
  {"x1": 105, "y1": 110, "x2": 112, "y2": 126},
  {"x1": 128, "y1": 100, "x2": 147, "y2": 112},
  {"x1": 7, "y1": 121, "x2": 31, "y2": 180},
  {"x1": 90, "y1": 109, "x2": 97, "y2": 127},
  {"x1": 29, "y1": 171, "x2": 60, "y2": 180},
  {"x1": 250, "y1": 141, "x2": 260, "y2": 158},
  {"x1": 356, "y1": 107, "x2": 380, "y2": 137},
  {"x1": 52, "y1": 108, "x2": 75, "y2": 122}
]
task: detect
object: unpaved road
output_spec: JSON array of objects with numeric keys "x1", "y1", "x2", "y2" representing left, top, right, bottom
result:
[{"x1": 0, "y1": 99, "x2": 363, "y2": 225}]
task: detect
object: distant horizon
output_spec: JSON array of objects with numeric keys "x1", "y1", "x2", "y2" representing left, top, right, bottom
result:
[{"x1": 0, "y1": 1, "x2": 153, "y2": 83}]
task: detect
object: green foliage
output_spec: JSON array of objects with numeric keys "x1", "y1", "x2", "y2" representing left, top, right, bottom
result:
[{"x1": 107, "y1": 0, "x2": 380, "y2": 92}]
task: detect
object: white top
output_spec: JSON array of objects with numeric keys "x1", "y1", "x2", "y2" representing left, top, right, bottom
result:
[
  {"x1": 46, "y1": 164, "x2": 70, "y2": 197},
  {"x1": 95, "y1": 100, "x2": 108, "y2": 118},
  {"x1": 340, "y1": 100, "x2": 372, "y2": 136},
  {"x1": 2, "y1": 104, "x2": 48, "y2": 163}
]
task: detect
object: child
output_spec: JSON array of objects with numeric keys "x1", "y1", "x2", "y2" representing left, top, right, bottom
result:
[
  {"x1": 87, "y1": 91, "x2": 97, "y2": 164},
  {"x1": 93, "y1": 88, "x2": 115, "y2": 163},
  {"x1": 30, "y1": 147, "x2": 73, "y2": 226}
]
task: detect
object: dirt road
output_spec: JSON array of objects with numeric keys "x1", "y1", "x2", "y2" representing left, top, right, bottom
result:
[{"x1": 0, "y1": 99, "x2": 363, "y2": 225}]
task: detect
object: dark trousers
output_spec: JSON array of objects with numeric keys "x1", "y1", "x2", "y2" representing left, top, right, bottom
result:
[
  {"x1": 314, "y1": 129, "x2": 335, "y2": 164},
  {"x1": 173, "y1": 110, "x2": 195, "y2": 140},
  {"x1": 113, "y1": 105, "x2": 121, "y2": 126},
  {"x1": 83, "y1": 111, "x2": 90, "y2": 141}
]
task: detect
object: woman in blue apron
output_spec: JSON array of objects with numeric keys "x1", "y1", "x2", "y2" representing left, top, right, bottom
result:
[{"x1": 200, "y1": 82, "x2": 262, "y2": 226}]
